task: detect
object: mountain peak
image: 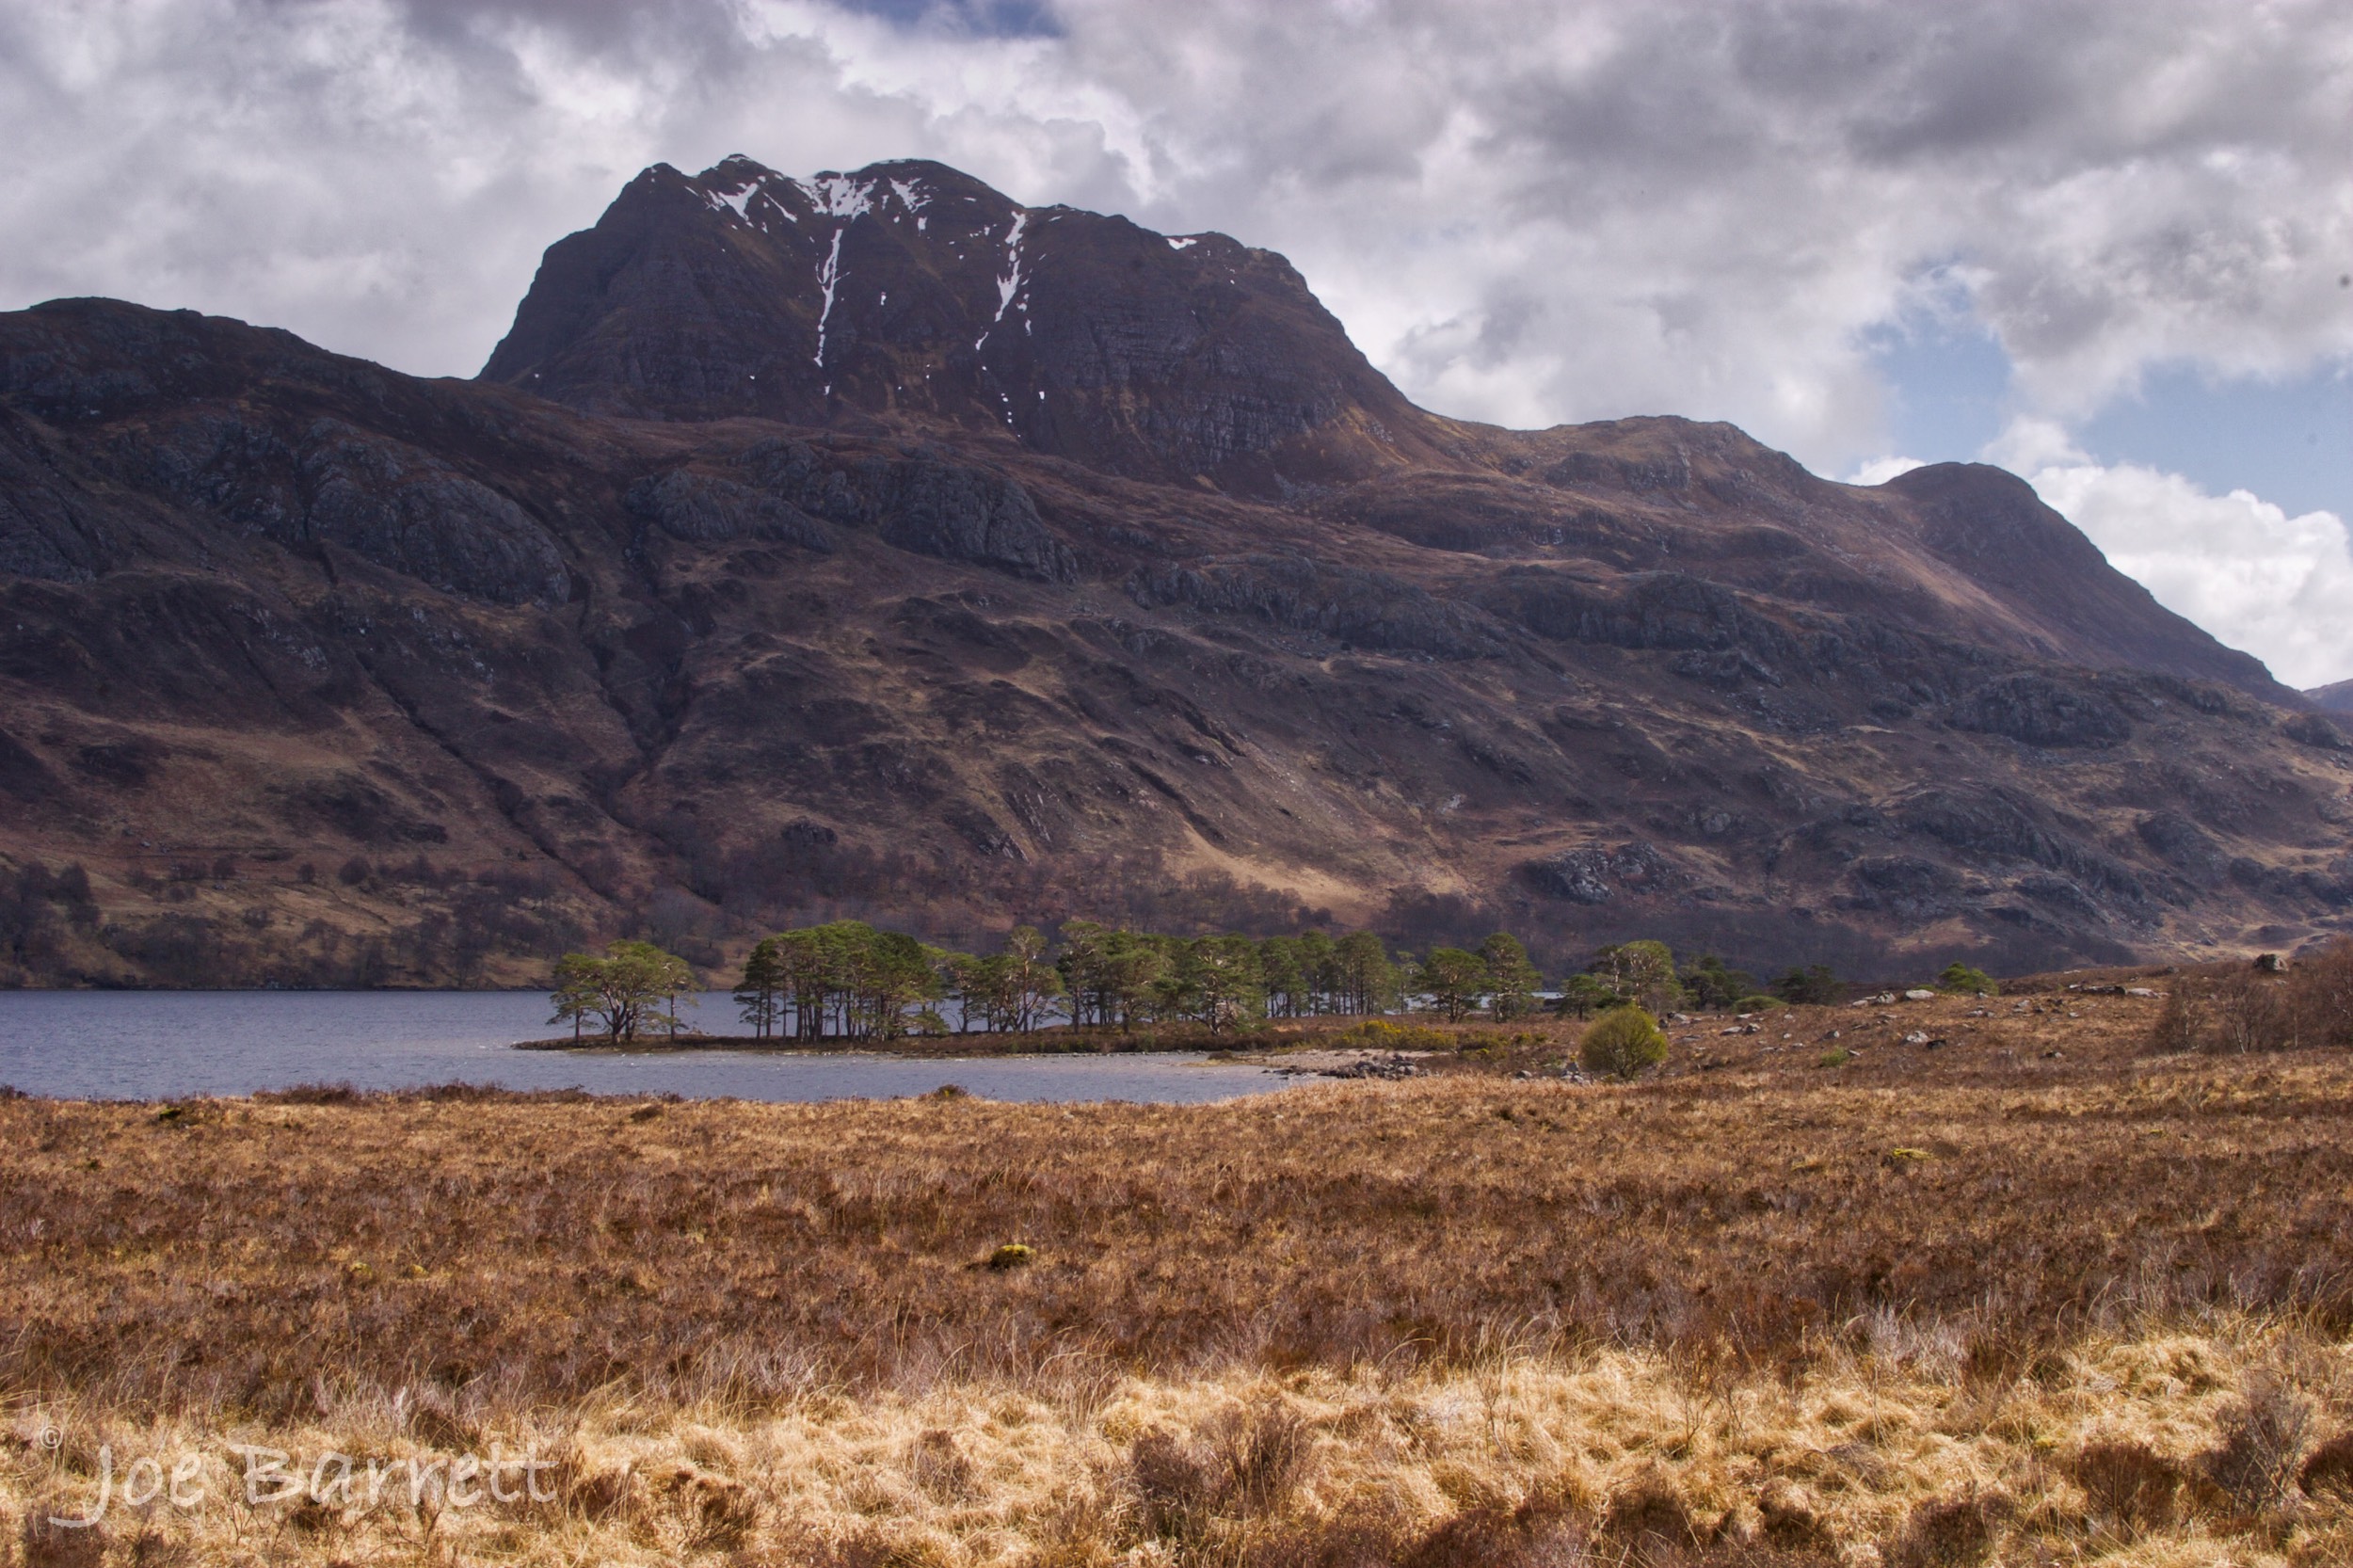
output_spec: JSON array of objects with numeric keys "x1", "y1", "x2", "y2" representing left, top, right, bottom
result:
[{"x1": 478, "y1": 156, "x2": 1430, "y2": 492}]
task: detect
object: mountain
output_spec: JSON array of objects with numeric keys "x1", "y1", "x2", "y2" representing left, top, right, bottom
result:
[
  {"x1": 2311, "y1": 680, "x2": 2353, "y2": 717},
  {"x1": 478, "y1": 155, "x2": 1444, "y2": 491},
  {"x1": 475, "y1": 157, "x2": 2282, "y2": 692},
  {"x1": 2, "y1": 155, "x2": 2347, "y2": 988}
]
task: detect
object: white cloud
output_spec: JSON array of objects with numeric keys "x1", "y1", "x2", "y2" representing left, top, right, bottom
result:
[
  {"x1": 1983, "y1": 418, "x2": 2353, "y2": 689},
  {"x1": 1846, "y1": 455, "x2": 1927, "y2": 488}
]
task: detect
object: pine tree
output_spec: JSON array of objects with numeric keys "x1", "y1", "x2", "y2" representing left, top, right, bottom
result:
[
  {"x1": 734, "y1": 936, "x2": 785, "y2": 1038},
  {"x1": 551, "y1": 939, "x2": 696, "y2": 1043},
  {"x1": 1416, "y1": 947, "x2": 1489, "y2": 1022},
  {"x1": 1478, "y1": 932, "x2": 1543, "y2": 1020}
]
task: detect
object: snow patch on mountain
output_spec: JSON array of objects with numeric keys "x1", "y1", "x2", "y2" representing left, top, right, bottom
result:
[
  {"x1": 814, "y1": 227, "x2": 845, "y2": 370},
  {"x1": 797, "y1": 173, "x2": 878, "y2": 221},
  {"x1": 974, "y1": 210, "x2": 1029, "y2": 352},
  {"x1": 995, "y1": 210, "x2": 1028, "y2": 320}
]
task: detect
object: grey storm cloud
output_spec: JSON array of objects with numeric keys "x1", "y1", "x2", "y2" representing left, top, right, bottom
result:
[{"x1": 0, "y1": 0, "x2": 2345, "y2": 472}]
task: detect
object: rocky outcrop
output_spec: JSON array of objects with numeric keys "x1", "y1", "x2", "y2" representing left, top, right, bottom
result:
[
  {"x1": 625, "y1": 469, "x2": 832, "y2": 551},
  {"x1": 1126, "y1": 553, "x2": 1502, "y2": 658},
  {"x1": 2282, "y1": 712, "x2": 2350, "y2": 751},
  {"x1": 1838, "y1": 856, "x2": 1969, "y2": 920},
  {"x1": 296, "y1": 429, "x2": 571, "y2": 608},
  {"x1": 123, "y1": 411, "x2": 569, "y2": 607},
  {"x1": 1525, "y1": 841, "x2": 1690, "y2": 904},
  {"x1": 1504, "y1": 569, "x2": 1800, "y2": 664},
  {"x1": 739, "y1": 440, "x2": 1077, "y2": 582},
  {"x1": 1944, "y1": 673, "x2": 2131, "y2": 748},
  {"x1": 2137, "y1": 812, "x2": 2228, "y2": 886},
  {"x1": 1887, "y1": 786, "x2": 2145, "y2": 903}
]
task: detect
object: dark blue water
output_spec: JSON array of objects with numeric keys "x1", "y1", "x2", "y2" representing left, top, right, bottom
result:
[{"x1": 0, "y1": 991, "x2": 1291, "y2": 1103}]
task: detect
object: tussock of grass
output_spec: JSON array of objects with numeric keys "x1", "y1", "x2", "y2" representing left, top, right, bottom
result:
[{"x1": 7, "y1": 1325, "x2": 2350, "y2": 1563}]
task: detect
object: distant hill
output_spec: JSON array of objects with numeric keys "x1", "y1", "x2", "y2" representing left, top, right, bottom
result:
[
  {"x1": 0, "y1": 156, "x2": 2346, "y2": 986},
  {"x1": 2310, "y1": 679, "x2": 2353, "y2": 716}
]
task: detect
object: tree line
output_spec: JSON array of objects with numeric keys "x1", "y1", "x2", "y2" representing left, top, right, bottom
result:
[
  {"x1": 721, "y1": 923, "x2": 1845, "y2": 1043},
  {"x1": 721, "y1": 920, "x2": 1545, "y2": 1041},
  {"x1": 547, "y1": 922, "x2": 1891, "y2": 1044}
]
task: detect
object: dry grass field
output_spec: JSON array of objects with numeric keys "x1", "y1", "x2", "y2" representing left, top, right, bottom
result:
[{"x1": 7, "y1": 986, "x2": 2353, "y2": 1564}]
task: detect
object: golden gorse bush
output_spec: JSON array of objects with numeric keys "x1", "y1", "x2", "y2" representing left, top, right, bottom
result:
[{"x1": 1577, "y1": 1004, "x2": 1668, "y2": 1079}]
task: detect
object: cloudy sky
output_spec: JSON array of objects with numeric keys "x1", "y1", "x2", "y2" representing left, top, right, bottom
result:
[{"x1": 4, "y1": 0, "x2": 2348, "y2": 684}]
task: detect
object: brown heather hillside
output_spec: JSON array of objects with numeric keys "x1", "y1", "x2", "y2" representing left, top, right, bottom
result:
[
  {"x1": 3, "y1": 157, "x2": 2350, "y2": 987},
  {"x1": 7, "y1": 991, "x2": 2353, "y2": 1562}
]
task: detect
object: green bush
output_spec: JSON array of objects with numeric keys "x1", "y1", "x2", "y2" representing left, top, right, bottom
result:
[
  {"x1": 1732, "y1": 994, "x2": 1785, "y2": 1014},
  {"x1": 1938, "y1": 962, "x2": 1998, "y2": 996},
  {"x1": 1772, "y1": 964, "x2": 1847, "y2": 1006},
  {"x1": 1551, "y1": 973, "x2": 1618, "y2": 1019},
  {"x1": 1589, "y1": 940, "x2": 1685, "y2": 1014},
  {"x1": 1681, "y1": 952, "x2": 1759, "y2": 1010},
  {"x1": 1578, "y1": 1007, "x2": 1668, "y2": 1080}
]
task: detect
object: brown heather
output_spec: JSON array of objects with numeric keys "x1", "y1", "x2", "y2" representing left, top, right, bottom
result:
[
  {"x1": 2152, "y1": 938, "x2": 2353, "y2": 1055},
  {"x1": 6, "y1": 988, "x2": 2353, "y2": 1563}
]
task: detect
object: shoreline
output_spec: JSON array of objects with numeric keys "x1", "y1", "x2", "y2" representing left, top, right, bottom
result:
[
  {"x1": 507, "y1": 1033, "x2": 1445, "y2": 1073},
  {"x1": 509, "y1": 1022, "x2": 1459, "y2": 1061},
  {"x1": 511, "y1": 1032, "x2": 1261, "y2": 1059}
]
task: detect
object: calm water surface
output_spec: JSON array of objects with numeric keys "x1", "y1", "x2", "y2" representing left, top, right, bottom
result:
[{"x1": 0, "y1": 991, "x2": 1291, "y2": 1103}]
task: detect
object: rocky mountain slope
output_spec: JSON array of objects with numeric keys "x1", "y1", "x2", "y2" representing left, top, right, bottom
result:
[{"x1": 2, "y1": 156, "x2": 2347, "y2": 986}]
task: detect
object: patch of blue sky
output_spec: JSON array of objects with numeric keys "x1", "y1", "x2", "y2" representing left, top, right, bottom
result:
[
  {"x1": 835, "y1": 0, "x2": 1061, "y2": 38},
  {"x1": 1862, "y1": 312, "x2": 2012, "y2": 469},
  {"x1": 1866, "y1": 300, "x2": 2348, "y2": 528},
  {"x1": 2077, "y1": 361, "x2": 2350, "y2": 526}
]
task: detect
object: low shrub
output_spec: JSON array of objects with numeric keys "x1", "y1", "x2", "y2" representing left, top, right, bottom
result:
[
  {"x1": 2202, "y1": 1372, "x2": 2314, "y2": 1514},
  {"x1": 1127, "y1": 1400, "x2": 1311, "y2": 1541},
  {"x1": 2149, "y1": 940, "x2": 2353, "y2": 1054},
  {"x1": 1890, "y1": 1492, "x2": 2010, "y2": 1567},
  {"x1": 2073, "y1": 1440, "x2": 2186, "y2": 1532},
  {"x1": 257, "y1": 1081, "x2": 365, "y2": 1105},
  {"x1": 1732, "y1": 994, "x2": 1785, "y2": 1013},
  {"x1": 2299, "y1": 1430, "x2": 2353, "y2": 1498},
  {"x1": 1324, "y1": 1018, "x2": 1451, "y2": 1051},
  {"x1": 1579, "y1": 1007, "x2": 1667, "y2": 1080},
  {"x1": 1773, "y1": 964, "x2": 1847, "y2": 1005},
  {"x1": 1939, "y1": 962, "x2": 1998, "y2": 996}
]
